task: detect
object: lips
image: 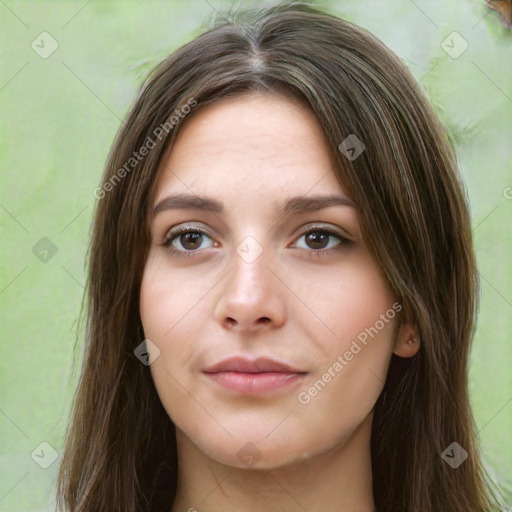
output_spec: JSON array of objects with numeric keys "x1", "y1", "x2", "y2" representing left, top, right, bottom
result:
[
  {"x1": 203, "y1": 356, "x2": 308, "y2": 394},
  {"x1": 203, "y1": 356, "x2": 304, "y2": 374}
]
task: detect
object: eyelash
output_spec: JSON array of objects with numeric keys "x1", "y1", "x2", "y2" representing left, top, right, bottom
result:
[{"x1": 162, "y1": 224, "x2": 352, "y2": 259}]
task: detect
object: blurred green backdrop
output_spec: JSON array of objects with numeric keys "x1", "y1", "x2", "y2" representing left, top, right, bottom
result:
[{"x1": 1, "y1": 0, "x2": 511, "y2": 510}]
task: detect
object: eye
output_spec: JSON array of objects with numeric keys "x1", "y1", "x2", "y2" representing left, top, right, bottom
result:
[
  {"x1": 292, "y1": 225, "x2": 352, "y2": 256},
  {"x1": 162, "y1": 224, "x2": 216, "y2": 257}
]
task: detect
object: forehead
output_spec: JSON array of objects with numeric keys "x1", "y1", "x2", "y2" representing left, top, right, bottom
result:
[{"x1": 153, "y1": 92, "x2": 347, "y2": 206}]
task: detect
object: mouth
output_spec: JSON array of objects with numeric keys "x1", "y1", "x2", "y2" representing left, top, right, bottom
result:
[{"x1": 203, "y1": 356, "x2": 308, "y2": 394}]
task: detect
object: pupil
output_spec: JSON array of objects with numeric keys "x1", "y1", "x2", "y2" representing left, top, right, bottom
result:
[
  {"x1": 306, "y1": 231, "x2": 328, "y2": 249},
  {"x1": 181, "y1": 232, "x2": 202, "y2": 250}
]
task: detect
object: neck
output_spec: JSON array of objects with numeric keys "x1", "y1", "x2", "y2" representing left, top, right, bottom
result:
[{"x1": 171, "y1": 414, "x2": 376, "y2": 512}]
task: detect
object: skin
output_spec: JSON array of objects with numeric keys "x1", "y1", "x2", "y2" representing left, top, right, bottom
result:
[{"x1": 139, "y1": 92, "x2": 419, "y2": 512}]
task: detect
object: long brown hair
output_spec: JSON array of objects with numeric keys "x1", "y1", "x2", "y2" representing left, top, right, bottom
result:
[{"x1": 56, "y1": 2, "x2": 504, "y2": 510}]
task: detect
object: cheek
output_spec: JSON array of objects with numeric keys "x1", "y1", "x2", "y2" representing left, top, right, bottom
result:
[
  {"x1": 294, "y1": 250, "x2": 397, "y2": 353},
  {"x1": 293, "y1": 251, "x2": 399, "y2": 408},
  {"x1": 139, "y1": 255, "x2": 208, "y2": 394},
  {"x1": 139, "y1": 254, "x2": 207, "y2": 422},
  {"x1": 139, "y1": 252, "x2": 210, "y2": 342}
]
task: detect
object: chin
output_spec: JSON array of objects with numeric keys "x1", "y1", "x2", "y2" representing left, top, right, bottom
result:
[{"x1": 185, "y1": 426, "x2": 324, "y2": 471}]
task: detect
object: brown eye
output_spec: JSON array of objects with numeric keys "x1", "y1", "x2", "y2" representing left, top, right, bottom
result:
[
  {"x1": 163, "y1": 225, "x2": 215, "y2": 255},
  {"x1": 293, "y1": 226, "x2": 350, "y2": 255},
  {"x1": 304, "y1": 230, "x2": 332, "y2": 250},
  {"x1": 178, "y1": 232, "x2": 203, "y2": 250}
]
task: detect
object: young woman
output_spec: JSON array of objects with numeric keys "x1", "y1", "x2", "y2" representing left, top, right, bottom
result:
[{"x1": 56, "y1": 2, "x2": 504, "y2": 511}]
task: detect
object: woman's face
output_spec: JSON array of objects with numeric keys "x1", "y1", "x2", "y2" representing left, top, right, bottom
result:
[{"x1": 140, "y1": 92, "x2": 413, "y2": 469}]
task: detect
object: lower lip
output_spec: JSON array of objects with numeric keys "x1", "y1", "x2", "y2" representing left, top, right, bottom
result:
[{"x1": 204, "y1": 371, "x2": 306, "y2": 394}]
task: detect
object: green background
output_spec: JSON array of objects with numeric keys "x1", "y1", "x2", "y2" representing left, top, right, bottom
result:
[{"x1": 1, "y1": 1, "x2": 511, "y2": 510}]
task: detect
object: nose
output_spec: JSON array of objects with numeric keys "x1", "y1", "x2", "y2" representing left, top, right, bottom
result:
[{"x1": 214, "y1": 246, "x2": 287, "y2": 333}]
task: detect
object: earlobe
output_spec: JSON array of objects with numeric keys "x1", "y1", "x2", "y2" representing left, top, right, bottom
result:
[{"x1": 393, "y1": 322, "x2": 421, "y2": 358}]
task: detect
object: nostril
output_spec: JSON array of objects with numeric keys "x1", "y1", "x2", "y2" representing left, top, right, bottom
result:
[{"x1": 225, "y1": 317, "x2": 237, "y2": 327}]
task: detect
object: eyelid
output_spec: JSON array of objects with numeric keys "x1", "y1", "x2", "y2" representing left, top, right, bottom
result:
[
  {"x1": 294, "y1": 222, "x2": 353, "y2": 241},
  {"x1": 162, "y1": 222, "x2": 213, "y2": 243}
]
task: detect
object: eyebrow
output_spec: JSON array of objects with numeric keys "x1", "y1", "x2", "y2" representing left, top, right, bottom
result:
[{"x1": 151, "y1": 193, "x2": 356, "y2": 219}]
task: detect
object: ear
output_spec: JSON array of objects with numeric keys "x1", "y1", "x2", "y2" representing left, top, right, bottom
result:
[{"x1": 393, "y1": 320, "x2": 421, "y2": 358}]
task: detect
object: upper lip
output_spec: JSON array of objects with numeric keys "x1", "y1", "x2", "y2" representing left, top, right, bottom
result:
[{"x1": 203, "y1": 356, "x2": 306, "y2": 374}]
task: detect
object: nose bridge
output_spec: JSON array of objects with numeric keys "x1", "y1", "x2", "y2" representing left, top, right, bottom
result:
[
  {"x1": 230, "y1": 236, "x2": 272, "y2": 308},
  {"x1": 232, "y1": 240, "x2": 267, "y2": 302},
  {"x1": 214, "y1": 234, "x2": 286, "y2": 331}
]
